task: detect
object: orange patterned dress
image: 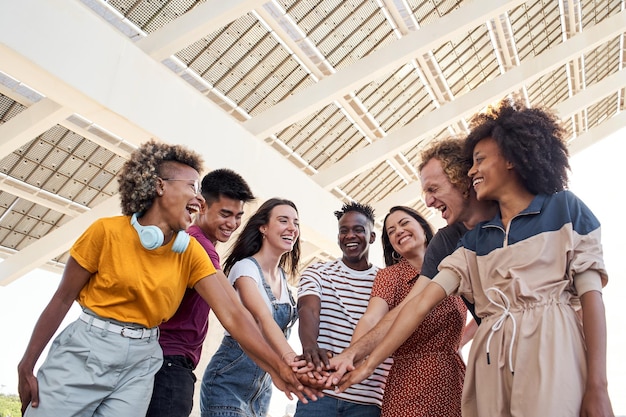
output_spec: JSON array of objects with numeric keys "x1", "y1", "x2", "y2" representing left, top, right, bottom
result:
[{"x1": 371, "y1": 258, "x2": 467, "y2": 417}]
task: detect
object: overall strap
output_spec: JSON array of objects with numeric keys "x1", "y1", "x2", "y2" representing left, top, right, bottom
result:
[
  {"x1": 246, "y1": 257, "x2": 298, "y2": 329},
  {"x1": 280, "y1": 268, "x2": 298, "y2": 328},
  {"x1": 247, "y1": 256, "x2": 279, "y2": 309}
]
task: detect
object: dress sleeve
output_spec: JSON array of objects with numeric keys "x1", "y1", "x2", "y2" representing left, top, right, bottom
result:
[
  {"x1": 574, "y1": 270, "x2": 603, "y2": 295},
  {"x1": 371, "y1": 268, "x2": 394, "y2": 305}
]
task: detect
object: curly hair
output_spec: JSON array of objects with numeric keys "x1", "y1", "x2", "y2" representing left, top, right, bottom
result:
[
  {"x1": 464, "y1": 99, "x2": 570, "y2": 195},
  {"x1": 201, "y1": 168, "x2": 255, "y2": 206},
  {"x1": 418, "y1": 137, "x2": 472, "y2": 196},
  {"x1": 334, "y1": 201, "x2": 375, "y2": 225},
  {"x1": 223, "y1": 198, "x2": 301, "y2": 279},
  {"x1": 381, "y1": 206, "x2": 434, "y2": 267},
  {"x1": 118, "y1": 139, "x2": 204, "y2": 215}
]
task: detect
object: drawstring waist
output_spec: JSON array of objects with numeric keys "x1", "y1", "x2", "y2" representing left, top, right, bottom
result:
[{"x1": 485, "y1": 287, "x2": 516, "y2": 374}]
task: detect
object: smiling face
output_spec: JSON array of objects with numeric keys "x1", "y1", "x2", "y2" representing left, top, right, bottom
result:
[
  {"x1": 384, "y1": 210, "x2": 428, "y2": 259},
  {"x1": 197, "y1": 195, "x2": 245, "y2": 244},
  {"x1": 468, "y1": 137, "x2": 512, "y2": 201},
  {"x1": 157, "y1": 163, "x2": 202, "y2": 232},
  {"x1": 337, "y1": 211, "x2": 375, "y2": 266},
  {"x1": 419, "y1": 158, "x2": 469, "y2": 225},
  {"x1": 260, "y1": 204, "x2": 300, "y2": 254}
]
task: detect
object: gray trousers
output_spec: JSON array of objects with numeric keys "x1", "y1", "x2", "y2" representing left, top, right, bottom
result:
[{"x1": 25, "y1": 316, "x2": 163, "y2": 417}]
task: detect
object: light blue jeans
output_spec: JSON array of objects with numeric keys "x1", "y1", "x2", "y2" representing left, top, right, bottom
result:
[{"x1": 200, "y1": 302, "x2": 294, "y2": 417}]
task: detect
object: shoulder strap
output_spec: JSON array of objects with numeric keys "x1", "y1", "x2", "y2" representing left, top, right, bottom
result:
[{"x1": 246, "y1": 257, "x2": 279, "y2": 307}]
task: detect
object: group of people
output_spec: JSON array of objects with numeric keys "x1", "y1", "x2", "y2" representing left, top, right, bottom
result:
[{"x1": 17, "y1": 99, "x2": 614, "y2": 417}]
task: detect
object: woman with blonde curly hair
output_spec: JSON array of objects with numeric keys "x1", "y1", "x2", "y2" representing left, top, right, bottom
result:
[{"x1": 17, "y1": 140, "x2": 310, "y2": 417}]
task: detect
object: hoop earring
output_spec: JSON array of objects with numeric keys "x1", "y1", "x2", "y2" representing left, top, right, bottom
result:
[{"x1": 391, "y1": 250, "x2": 401, "y2": 261}]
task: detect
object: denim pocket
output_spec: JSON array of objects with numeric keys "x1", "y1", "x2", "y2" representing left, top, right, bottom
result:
[{"x1": 210, "y1": 341, "x2": 248, "y2": 375}]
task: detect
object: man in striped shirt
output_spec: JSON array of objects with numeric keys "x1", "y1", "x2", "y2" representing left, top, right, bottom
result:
[{"x1": 294, "y1": 202, "x2": 392, "y2": 417}]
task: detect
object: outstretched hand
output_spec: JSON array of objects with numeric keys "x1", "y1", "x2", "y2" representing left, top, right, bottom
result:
[
  {"x1": 295, "y1": 369, "x2": 331, "y2": 392},
  {"x1": 322, "y1": 351, "x2": 356, "y2": 389},
  {"x1": 298, "y1": 346, "x2": 333, "y2": 373},
  {"x1": 269, "y1": 361, "x2": 314, "y2": 403},
  {"x1": 295, "y1": 347, "x2": 334, "y2": 388},
  {"x1": 283, "y1": 355, "x2": 324, "y2": 401},
  {"x1": 326, "y1": 359, "x2": 375, "y2": 393}
]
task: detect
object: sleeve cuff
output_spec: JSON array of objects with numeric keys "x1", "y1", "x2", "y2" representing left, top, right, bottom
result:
[
  {"x1": 574, "y1": 270, "x2": 603, "y2": 295},
  {"x1": 432, "y1": 269, "x2": 461, "y2": 296}
]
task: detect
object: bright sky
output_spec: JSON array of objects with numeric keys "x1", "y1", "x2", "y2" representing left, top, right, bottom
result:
[
  {"x1": 1, "y1": 127, "x2": 625, "y2": 416},
  {"x1": 567, "y1": 127, "x2": 626, "y2": 414}
]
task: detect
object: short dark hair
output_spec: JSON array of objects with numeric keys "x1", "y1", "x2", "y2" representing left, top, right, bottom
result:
[
  {"x1": 465, "y1": 99, "x2": 570, "y2": 195},
  {"x1": 201, "y1": 168, "x2": 255, "y2": 206},
  {"x1": 334, "y1": 201, "x2": 375, "y2": 226}
]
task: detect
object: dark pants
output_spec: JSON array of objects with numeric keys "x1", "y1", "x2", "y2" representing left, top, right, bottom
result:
[{"x1": 146, "y1": 355, "x2": 196, "y2": 417}]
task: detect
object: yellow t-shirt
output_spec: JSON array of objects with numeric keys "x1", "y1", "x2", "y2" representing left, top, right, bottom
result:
[{"x1": 71, "y1": 216, "x2": 216, "y2": 327}]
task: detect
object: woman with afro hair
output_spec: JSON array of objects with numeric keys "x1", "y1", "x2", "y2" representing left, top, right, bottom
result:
[
  {"x1": 328, "y1": 100, "x2": 614, "y2": 417},
  {"x1": 17, "y1": 140, "x2": 310, "y2": 417}
]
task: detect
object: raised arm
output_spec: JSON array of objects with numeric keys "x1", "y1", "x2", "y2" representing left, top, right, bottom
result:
[
  {"x1": 330, "y1": 280, "x2": 447, "y2": 391},
  {"x1": 297, "y1": 294, "x2": 333, "y2": 372},
  {"x1": 328, "y1": 275, "x2": 432, "y2": 380},
  {"x1": 351, "y1": 296, "x2": 389, "y2": 343},
  {"x1": 17, "y1": 257, "x2": 91, "y2": 414},
  {"x1": 234, "y1": 276, "x2": 298, "y2": 364},
  {"x1": 194, "y1": 271, "x2": 308, "y2": 403}
]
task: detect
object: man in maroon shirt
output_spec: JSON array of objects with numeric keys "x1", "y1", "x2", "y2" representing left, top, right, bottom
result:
[{"x1": 146, "y1": 169, "x2": 255, "y2": 417}]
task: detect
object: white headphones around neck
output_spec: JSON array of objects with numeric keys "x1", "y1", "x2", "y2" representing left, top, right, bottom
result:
[{"x1": 131, "y1": 213, "x2": 190, "y2": 253}]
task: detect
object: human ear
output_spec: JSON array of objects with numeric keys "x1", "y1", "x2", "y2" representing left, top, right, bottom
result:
[{"x1": 156, "y1": 178, "x2": 165, "y2": 196}]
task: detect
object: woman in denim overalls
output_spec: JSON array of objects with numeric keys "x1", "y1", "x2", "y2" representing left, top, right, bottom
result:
[{"x1": 200, "y1": 198, "x2": 300, "y2": 417}]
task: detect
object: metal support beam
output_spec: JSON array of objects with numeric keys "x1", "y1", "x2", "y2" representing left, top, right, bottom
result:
[
  {"x1": 242, "y1": 0, "x2": 527, "y2": 139},
  {"x1": 0, "y1": 98, "x2": 72, "y2": 160},
  {"x1": 0, "y1": 0, "x2": 342, "y2": 281},
  {"x1": 136, "y1": 0, "x2": 266, "y2": 61},
  {"x1": 312, "y1": 11, "x2": 626, "y2": 189},
  {"x1": 0, "y1": 195, "x2": 121, "y2": 286}
]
